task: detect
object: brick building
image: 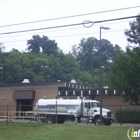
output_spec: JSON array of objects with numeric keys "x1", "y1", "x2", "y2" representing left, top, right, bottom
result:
[{"x1": 0, "y1": 81, "x2": 126, "y2": 119}]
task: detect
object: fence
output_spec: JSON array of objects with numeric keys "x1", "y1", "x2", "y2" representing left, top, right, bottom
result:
[
  {"x1": 0, "y1": 104, "x2": 140, "y2": 126},
  {"x1": 0, "y1": 105, "x2": 47, "y2": 126}
]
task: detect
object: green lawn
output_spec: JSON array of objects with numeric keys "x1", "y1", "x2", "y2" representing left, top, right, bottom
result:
[{"x1": 0, "y1": 123, "x2": 133, "y2": 140}]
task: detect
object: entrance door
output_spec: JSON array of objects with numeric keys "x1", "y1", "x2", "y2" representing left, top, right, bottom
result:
[{"x1": 16, "y1": 99, "x2": 33, "y2": 116}]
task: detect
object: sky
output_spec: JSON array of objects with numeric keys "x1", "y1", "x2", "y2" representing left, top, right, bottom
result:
[{"x1": 0, "y1": 0, "x2": 140, "y2": 53}]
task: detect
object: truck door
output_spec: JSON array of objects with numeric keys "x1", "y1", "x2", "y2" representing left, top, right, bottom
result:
[{"x1": 83, "y1": 102, "x2": 93, "y2": 117}]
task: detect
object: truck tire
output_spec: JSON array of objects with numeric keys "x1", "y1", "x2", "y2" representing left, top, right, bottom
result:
[
  {"x1": 104, "y1": 120, "x2": 112, "y2": 125},
  {"x1": 47, "y1": 115, "x2": 55, "y2": 124},
  {"x1": 57, "y1": 116, "x2": 66, "y2": 124},
  {"x1": 40, "y1": 118, "x2": 46, "y2": 123},
  {"x1": 104, "y1": 122, "x2": 111, "y2": 125},
  {"x1": 94, "y1": 116, "x2": 100, "y2": 125}
]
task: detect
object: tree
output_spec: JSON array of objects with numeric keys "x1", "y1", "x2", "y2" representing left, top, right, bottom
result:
[
  {"x1": 73, "y1": 37, "x2": 99, "y2": 71},
  {"x1": 125, "y1": 15, "x2": 140, "y2": 47},
  {"x1": 41, "y1": 36, "x2": 58, "y2": 55},
  {"x1": 75, "y1": 71, "x2": 95, "y2": 86},
  {"x1": 27, "y1": 35, "x2": 58, "y2": 55},
  {"x1": 71, "y1": 37, "x2": 123, "y2": 87},
  {"x1": 109, "y1": 48, "x2": 140, "y2": 105},
  {"x1": 58, "y1": 53, "x2": 80, "y2": 81},
  {"x1": 1, "y1": 50, "x2": 83, "y2": 84},
  {"x1": 27, "y1": 35, "x2": 42, "y2": 53},
  {"x1": 109, "y1": 16, "x2": 140, "y2": 105},
  {"x1": 72, "y1": 37, "x2": 123, "y2": 71}
]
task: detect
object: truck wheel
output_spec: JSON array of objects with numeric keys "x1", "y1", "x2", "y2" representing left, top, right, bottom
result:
[
  {"x1": 94, "y1": 116, "x2": 100, "y2": 125},
  {"x1": 104, "y1": 121, "x2": 112, "y2": 125},
  {"x1": 57, "y1": 118, "x2": 65, "y2": 123},
  {"x1": 57, "y1": 116, "x2": 65, "y2": 124},
  {"x1": 47, "y1": 116, "x2": 55, "y2": 124},
  {"x1": 104, "y1": 122, "x2": 112, "y2": 125}
]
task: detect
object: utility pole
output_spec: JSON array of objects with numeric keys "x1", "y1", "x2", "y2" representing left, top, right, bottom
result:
[{"x1": 99, "y1": 26, "x2": 110, "y2": 124}]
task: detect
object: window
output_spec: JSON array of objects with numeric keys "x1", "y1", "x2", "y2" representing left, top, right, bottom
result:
[
  {"x1": 91, "y1": 102, "x2": 100, "y2": 108},
  {"x1": 85, "y1": 102, "x2": 91, "y2": 108}
]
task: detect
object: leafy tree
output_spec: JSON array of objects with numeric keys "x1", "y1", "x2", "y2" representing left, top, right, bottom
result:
[
  {"x1": 109, "y1": 16, "x2": 140, "y2": 105},
  {"x1": 58, "y1": 53, "x2": 80, "y2": 81},
  {"x1": 76, "y1": 71, "x2": 94, "y2": 86},
  {"x1": 41, "y1": 36, "x2": 58, "y2": 55},
  {"x1": 27, "y1": 35, "x2": 58, "y2": 55},
  {"x1": 27, "y1": 35, "x2": 42, "y2": 53},
  {"x1": 72, "y1": 37, "x2": 123, "y2": 72},
  {"x1": 71, "y1": 37, "x2": 123, "y2": 87},
  {"x1": 1, "y1": 50, "x2": 82, "y2": 84},
  {"x1": 0, "y1": 42, "x2": 5, "y2": 66},
  {"x1": 11, "y1": 48, "x2": 19, "y2": 52},
  {"x1": 3, "y1": 51, "x2": 23, "y2": 83},
  {"x1": 109, "y1": 48, "x2": 140, "y2": 105},
  {"x1": 73, "y1": 37, "x2": 99, "y2": 71},
  {"x1": 125, "y1": 15, "x2": 140, "y2": 47}
]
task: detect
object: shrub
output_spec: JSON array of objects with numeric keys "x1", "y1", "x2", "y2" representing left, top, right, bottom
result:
[{"x1": 115, "y1": 109, "x2": 140, "y2": 123}]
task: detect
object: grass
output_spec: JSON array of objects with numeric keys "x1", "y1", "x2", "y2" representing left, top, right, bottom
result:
[{"x1": 0, "y1": 122, "x2": 134, "y2": 140}]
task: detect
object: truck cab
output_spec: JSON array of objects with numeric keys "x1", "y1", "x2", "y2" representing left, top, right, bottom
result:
[{"x1": 82, "y1": 100, "x2": 112, "y2": 125}]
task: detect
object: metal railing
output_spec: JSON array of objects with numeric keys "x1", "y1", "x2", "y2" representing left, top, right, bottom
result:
[{"x1": 0, "y1": 104, "x2": 140, "y2": 126}]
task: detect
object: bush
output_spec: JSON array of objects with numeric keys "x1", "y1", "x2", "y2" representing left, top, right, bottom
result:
[{"x1": 115, "y1": 109, "x2": 140, "y2": 123}]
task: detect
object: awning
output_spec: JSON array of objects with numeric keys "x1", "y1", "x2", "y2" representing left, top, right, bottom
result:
[{"x1": 13, "y1": 90, "x2": 35, "y2": 99}]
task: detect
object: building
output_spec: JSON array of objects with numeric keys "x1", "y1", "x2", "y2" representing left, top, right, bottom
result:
[{"x1": 0, "y1": 81, "x2": 125, "y2": 120}]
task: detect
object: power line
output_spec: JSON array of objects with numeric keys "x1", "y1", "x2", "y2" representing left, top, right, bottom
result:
[
  {"x1": 0, "y1": 5, "x2": 140, "y2": 28},
  {"x1": 0, "y1": 20, "x2": 131, "y2": 39},
  {"x1": 2, "y1": 29, "x2": 126, "y2": 44},
  {"x1": 0, "y1": 15, "x2": 139, "y2": 35}
]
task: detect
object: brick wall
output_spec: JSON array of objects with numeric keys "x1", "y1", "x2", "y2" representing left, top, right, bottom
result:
[
  {"x1": 0, "y1": 84, "x2": 131, "y2": 121},
  {"x1": 0, "y1": 84, "x2": 59, "y2": 112},
  {"x1": 0, "y1": 89, "x2": 15, "y2": 106},
  {"x1": 95, "y1": 95, "x2": 129, "y2": 120},
  {"x1": 33, "y1": 88, "x2": 58, "y2": 105}
]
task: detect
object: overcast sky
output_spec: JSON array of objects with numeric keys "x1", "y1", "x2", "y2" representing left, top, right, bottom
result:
[{"x1": 0, "y1": 0, "x2": 140, "y2": 53}]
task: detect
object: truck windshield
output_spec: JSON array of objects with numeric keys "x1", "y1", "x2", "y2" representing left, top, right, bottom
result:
[{"x1": 91, "y1": 102, "x2": 100, "y2": 108}]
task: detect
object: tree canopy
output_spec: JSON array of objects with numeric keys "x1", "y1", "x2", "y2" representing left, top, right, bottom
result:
[
  {"x1": 109, "y1": 16, "x2": 140, "y2": 105},
  {"x1": 125, "y1": 15, "x2": 140, "y2": 46},
  {"x1": 72, "y1": 37, "x2": 123, "y2": 87},
  {"x1": 27, "y1": 35, "x2": 58, "y2": 55},
  {"x1": 0, "y1": 34, "x2": 123, "y2": 88}
]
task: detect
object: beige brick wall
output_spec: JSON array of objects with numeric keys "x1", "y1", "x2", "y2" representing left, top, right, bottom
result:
[
  {"x1": 33, "y1": 88, "x2": 58, "y2": 105},
  {"x1": 0, "y1": 89, "x2": 15, "y2": 105},
  {"x1": 0, "y1": 86, "x2": 130, "y2": 121},
  {"x1": 0, "y1": 87, "x2": 58, "y2": 112},
  {"x1": 95, "y1": 95, "x2": 129, "y2": 120}
]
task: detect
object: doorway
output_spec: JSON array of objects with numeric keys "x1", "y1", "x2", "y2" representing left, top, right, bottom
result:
[{"x1": 16, "y1": 99, "x2": 33, "y2": 116}]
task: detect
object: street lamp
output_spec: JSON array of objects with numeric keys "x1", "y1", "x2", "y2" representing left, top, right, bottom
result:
[
  {"x1": 99, "y1": 26, "x2": 110, "y2": 124},
  {"x1": 41, "y1": 65, "x2": 47, "y2": 82},
  {"x1": 0, "y1": 67, "x2": 3, "y2": 84}
]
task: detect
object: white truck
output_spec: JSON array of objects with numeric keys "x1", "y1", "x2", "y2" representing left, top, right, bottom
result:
[{"x1": 34, "y1": 98, "x2": 113, "y2": 125}]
